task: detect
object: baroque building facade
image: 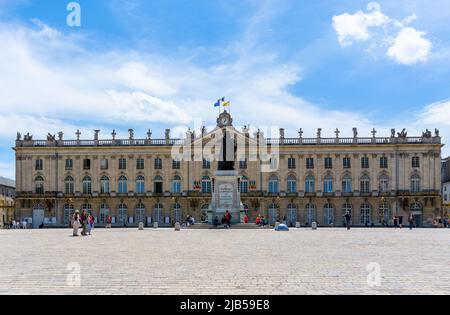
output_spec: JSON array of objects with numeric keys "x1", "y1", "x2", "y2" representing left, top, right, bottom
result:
[
  {"x1": 14, "y1": 111, "x2": 443, "y2": 228},
  {"x1": 0, "y1": 177, "x2": 15, "y2": 228}
]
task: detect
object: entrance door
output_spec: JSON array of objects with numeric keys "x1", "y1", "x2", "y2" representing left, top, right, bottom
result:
[
  {"x1": 413, "y1": 214, "x2": 422, "y2": 227},
  {"x1": 33, "y1": 208, "x2": 44, "y2": 229}
]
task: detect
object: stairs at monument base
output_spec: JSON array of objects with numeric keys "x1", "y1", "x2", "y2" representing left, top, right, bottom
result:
[{"x1": 188, "y1": 223, "x2": 262, "y2": 230}]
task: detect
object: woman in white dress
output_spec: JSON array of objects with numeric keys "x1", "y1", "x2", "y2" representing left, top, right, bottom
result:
[{"x1": 72, "y1": 210, "x2": 81, "y2": 237}]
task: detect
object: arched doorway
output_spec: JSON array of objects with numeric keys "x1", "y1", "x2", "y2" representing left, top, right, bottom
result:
[
  {"x1": 32, "y1": 204, "x2": 45, "y2": 229},
  {"x1": 287, "y1": 203, "x2": 297, "y2": 227},
  {"x1": 410, "y1": 202, "x2": 423, "y2": 227}
]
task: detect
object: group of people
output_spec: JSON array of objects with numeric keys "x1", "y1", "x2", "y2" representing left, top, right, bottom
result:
[
  {"x1": 214, "y1": 211, "x2": 232, "y2": 228},
  {"x1": 184, "y1": 215, "x2": 196, "y2": 226},
  {"x1": 255, "y1": 215, "x2": 268, "y2": 227},
  {"x1": 72, "y1": 210, "x2": 95, "y2": 237},
  {"x1": 6, "y1": 220, "x2": 28, "y2": 229}
]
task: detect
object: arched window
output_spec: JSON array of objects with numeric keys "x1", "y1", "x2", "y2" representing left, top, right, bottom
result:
[
  {"x1": 342, "y1": 175, "x2": 352, "y2": 193},
  {"x1": 240, "y1": 176, "x2": 249, "y2": 193},
  {"x1": 360, "y1": 203, "x2": 371, "y2": 225},
  {"x1": 201, "y1": 176, "x2": 212, "y2": 193},
  {"x1": 411, "y1": 174, "x2": 420, "y2": 193},
  {"x1": 35, "y1": 176, "x2": 44, "y2": 194},
  {"x1": 287, "y1": 203, "x2": 297, "y2": 226},
  {"x1": 342, "y1": 203, "x2": 352, "y2": 226},
  {"x1": 154, "y1": 176, "x2": 163, "y2": 194},
  {"x1": 136, "y1": 176, "x2": 145, "y2": 194},
  {"x1": 82, "y1": 204, "x2": 92, "y2": 216},
  {"x1": 287, "y1": 175, "x2": 297, "y2": 193},
  {"x1": 324, "y1": 203, "x2": 334, "y2": 225},
  {"x1": 410, "y1": 202, "x2": 422, "y2": 212},
  {"x1": 64, "y1": 176, "x2": 74, "y2": 195},
  {"x1": 268, "y1": 203, "x2": 277, "y2": 224},
  {"x1": 379, "y1": 175, "x2": 389, "y2": 193},
  {"x1": 305, "y1": 175, "x2": 315, "y2": 193},
  {"x1": 305, "y1": 203, "x2": 316, "y2": 225},
  {"x1": 173, "y1": 203, "x2": 182, "y2": 224},
  {"x1": 99, "y1": 204, "x2": 109, "y2": 224},
  {"x1": 135, "y1": 203, "x2": 146, "y2": 224},
  {"x1": 63, "y1": 204, "x2": 74, "y2": 224},
  {"x1": 360, "y1": 175, "x2": 370, "y2": 193},
  {"x1": 118, "y1": 176, "x2": 128, "y2": 194},
  {"x1": 82, "y1": 176, "x2": 92, "y2": 194},
  {"x1": 118, "y1": 204, "x2": 128, "y2": 224},
  {"x1": 323, "y1": 175, "x2": 333, "y2": 193},
  {"x1": 268, "y1": 175, "x2": 279, "y2": 193},
  {"x1": 171, "y1": 175, "x2": 182, "y2": 193},
  {"x1": 378, "y1": 203, "x2": 389, "y2": 225},
  {"x1": 153, "y1": 203, "x2": 164, "y2": 224},
  {"x1": 100, "y1": 176, "x2": 110, "y2": 194}
]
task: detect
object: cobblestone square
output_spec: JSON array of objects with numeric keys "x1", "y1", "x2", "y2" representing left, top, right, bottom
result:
[{"x1": 0, "y1": 228, "x2": 449, "y2": 295}]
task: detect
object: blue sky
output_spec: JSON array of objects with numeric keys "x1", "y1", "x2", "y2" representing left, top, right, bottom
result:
[{"x1": 0, "y1": 0, "x2": 449, "y2": 179}]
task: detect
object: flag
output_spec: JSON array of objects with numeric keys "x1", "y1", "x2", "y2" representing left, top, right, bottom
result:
[
  {"x1": 214, "y1": 99, "x2": 220, "y2": 107},
  {"x1": 223, "y1": 101, "x2": 230, "y2": 107}
]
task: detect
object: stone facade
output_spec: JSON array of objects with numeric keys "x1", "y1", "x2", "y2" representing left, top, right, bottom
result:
[
  {"x1": 0, "y1": 177, "x2": 15, "y2": 227},
  {"x1": 14, "y1": 112, "x2": 443, "y2": 228}
]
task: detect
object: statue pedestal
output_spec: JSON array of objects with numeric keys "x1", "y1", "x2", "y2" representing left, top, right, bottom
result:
[{"x1": 208, "y1": 170, "x2": 243, "y2": 224}]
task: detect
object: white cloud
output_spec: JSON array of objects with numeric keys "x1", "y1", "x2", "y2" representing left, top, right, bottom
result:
[
  {"x1": 332, "y1": 2, "x2": 389, "y2": 46},
  {"x1": 386, "y1": 27, "x2": 432, "y2": 65},
  {"x1": 420, "y1": 100, "x2": 450, "y2": 126},
  {"x1": 332, "y1": 2, "x2": 432, "y2": 65}
]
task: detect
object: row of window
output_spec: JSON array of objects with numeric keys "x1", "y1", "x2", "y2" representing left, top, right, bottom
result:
[
  {"x1": 34, "y1": 156, "x2": 423, "y2": 171},
  {"x1": 33, "y1": 173, "x2": 422, "y2": 195}
]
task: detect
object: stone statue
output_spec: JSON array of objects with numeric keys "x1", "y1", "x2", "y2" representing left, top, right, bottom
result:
[
  {"x1": 24, "y1": 133, "x2": 33, "y2": 141},
  {"x1": 298, "y1": 128, "x2": 303, "y2": 138},
  {"x1": 353, "y1": 128, "x2": 358, "y2": 138},
  {"x1": 94, "y1": 130, "x2": 100, "y2": 141},
  {"x1": 201, "y1": 126, "x2": 207, "y2": 137},
  {"x1": 242, "y1": 125, "x2": 249, "y2": 134},
  {"x1": 76, "y1": 130, "x2": 81, "y2": 141},
  {"x1": 165, "y1": 129, "x2": 171, "y2": 140},
  {"x1": 58, "y1": 131, "x2": 64, "y2": 141},
  {"x1": 422, "y1": 129, "x2": 432, "y2": 138},
  {"x1": 111, "y1": 129, "x2": 117, "y2": 140},
  {"x1": 128, "y1": 129, "x2": 134, "y2": 140},
  {"x1": 147, "y1": 129, "x2": 152, "y2": 140},
  {"x1": 16, "y1": 132, "x2": 21, "y2": 141},
  {"x1": 47, "y1": 133, "x2": 56, "y2": 141},
  {"x1": 435, "y1": 128, "x2": 440, "y2": 137},
  {"x1": 317, "y1": 128, "x2": 322, "y2": 138},
  {"x1": 391, "y1": 129, "x2": 396, "y2": 138},
  {"x1": 280, "y1": 128, "x2": 285, "y2": 139},
  {"x1": 398, "y1": 128, "x2": 407, "y2": 138}
]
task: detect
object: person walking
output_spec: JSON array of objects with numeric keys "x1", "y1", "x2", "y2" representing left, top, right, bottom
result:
[
  {"x1": 225, "y1": 210, "x2": 232, "y2": 228},
  {"x1": 408, "y1": 213, "x2": 414, "y2": 230},
  {"x1": 399, "y1": 216, "x2": 403, "y2": 229},
  {"x1": 106, "y1": 215, "x2": 112, "y2": 228},
  {"x1": 344, "y1": 211, "x2": 352, "y2": 230},
  {"x1": 80, "y1": 210, "x2": 88, "y2": 236},
  {"x1": 393, "y1": 215, "x2": 398, "y2": 228},
  {"x1": 244, "y1": 214, "x2": 249, "y2": 224},
  {"x1": 87, "y1": 215, "x2": 95, "y2": 235},
  {"x1": 72, "y1": 210, "x2": 81, "y2": 237}
]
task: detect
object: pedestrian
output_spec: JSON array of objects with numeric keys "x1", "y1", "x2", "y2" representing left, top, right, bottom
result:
[
  {"x1": 343, "y1": 211, "x2": 352, "y2": 230},
  {"x1": 106, "y1": 215, "x2": 112, "y2": 228},
  {"x1": 72, "y1": 210, "x2": 81, "y2": 237},
  {"x1": 408, "y1": 213, "x2": 414, "y2": 230},
  {"x1": 225, "y1": 210, "x2": 232, "y2": 228},
  {"x1": 87, "y1": 215, "x2": 95, "y2": 235},
  {"x1": 256, "y1": 215, "x2": 261, "y2": 226},
  {"x1": 393, "y1": 216, "x2": 398, "y2": 228},
  {"x1": 244, "y1": 214, "x2": 249, "y2": 224},
  {"x1": 80, "y1": 210, "x2": 88, "y2": 236},
  {"x1": 398, "y1": 216, "x2": 403, "y2": 229}
]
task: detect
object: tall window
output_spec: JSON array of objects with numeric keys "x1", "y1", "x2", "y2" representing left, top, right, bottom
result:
[
  {"x1": 342, "y1": 203, "x2": 352, "y2": 225},
  {"x1": 305, "y1": 203, "x2": 316, "y2": 225},
  {"x1": 411, "y1": 174, "x2": 420, "y2": 193},
  {"x1": 35, "y1": 159, "x2": 43, "y2": 170},
  {"x1": 171, "y1": 175, "x2": 182, "y2": 193},
  {"x1": 64, "y1": 176, "x2": 74, "y2": 194},
  {"x1": 239, "y1": 159, "x2": 247, "y2": 169},
  {"x1": 63, "y1": 204, "x2": 74, "y2": 224},
  {"x1": 154, "y1": 158, "x2": 162, "y2": 170},
  {"x1": 172, "y1": 159, "x2": 181, "y2": 170},
  {"x1": 65, "y1": 159, "x2": 73, "y2": 170},
  {"x1": 136, "y1": 158, "x2": 145, "y2": 170},
  {"x1": 270, "y1": 158, "x2": 278, "y2": 170},
  {"x1": 100, "y1": 204, "x2": 109, "y2": 224},
  {"x1": 268, "y1": 175, "x2": 279, "y2": 193},
  {"x1": 118, "y1": 176, "x2": 128, "y2": 194},
  {"x1": 323, "y1": 175, "x2": 333, "y2": 193},
  {"x1": 379, "y1": 175, "x2": 389, "y2": 193},
  {"x1": 306, "y1": 157, "x2": 314, "y2": 169},
  {"x1": 268, "y1": 203, "x2": 277, "y2": 224},
  {"x1": 324, "y1": 157, "x2": 333, "y2": 169},
  {"x1": 240, "y1": 176, "x2": 249, "y2": 193},
  {"x1": 154, "y1": 176, "x2": 163, "y2": 193},
  {"x1": 100, "y1": 159, "x2": 109, "y2": 170},
  {"x1": 153, "y1": 203, "x2": 164, "y2": 224},
  {"x1": 412, "y1": 156, "x2": 420, "y2": 168},
  {"x1": 361, "y1": 157, "x2": 369, "y2": 169},
  {"x1": 100, "y1": 176, "x2": 110, "y2": 194},
  {"x1": 201, "y1": 176, "x2": 212, "y2": 193},
  {"x1": 324, "y1": 203, "x2": 334, "y2": 225},
  {"x1": 288, "y1": 158, "x2": 296, "y2": 169},
  {"x1": 83, "y1": 159, "x2": 91, "y2": 170},
  {"x1": 287, "y1": 204, "x2": 297, "y2": 226},
  {"x1": 82, "y1": 176, "x2": 92, "y2": 194},
  {"x1": 173, "y1": 203, "x2": 182, "y2": 224},
  {"x1": 118, "y1": 204, "x2": 128, "y2": 224},
  {"x1": 343, "y1": 157, "x2": 351, "y2": 169},
  {"x1": 360, "y1": 175, "x2": 370, "y2": 193},
  {"x1": 360, "y1": 203, "x2": 371, "y2": 225},
  {"x1": 287, "y1": 175, "x2": 297, "y2": 193},
  {"x1": 136, "y1": 176, "x2": 145, "y2": 194},
  {"x1": 305, "y1": 175, "x2": 315, "y2": 193},
  {"x1": 35, "y1": 176, "x2": 44, "y2": 194},
  {"x1": 118, "y1": 158, "x2": 127, "y2": 170},
  {"x1": 135, "y1": 203, "x2": 146, "y2": 224},
  {"x1": 380, "y1": 157, "x2": 388, "y2": 169},
  {"x1": 342, "y1": 175, "x2": 352, "y2": 193},
  {"x1": 202, "y1": 159, "x2": 211, "y2": 169}
]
